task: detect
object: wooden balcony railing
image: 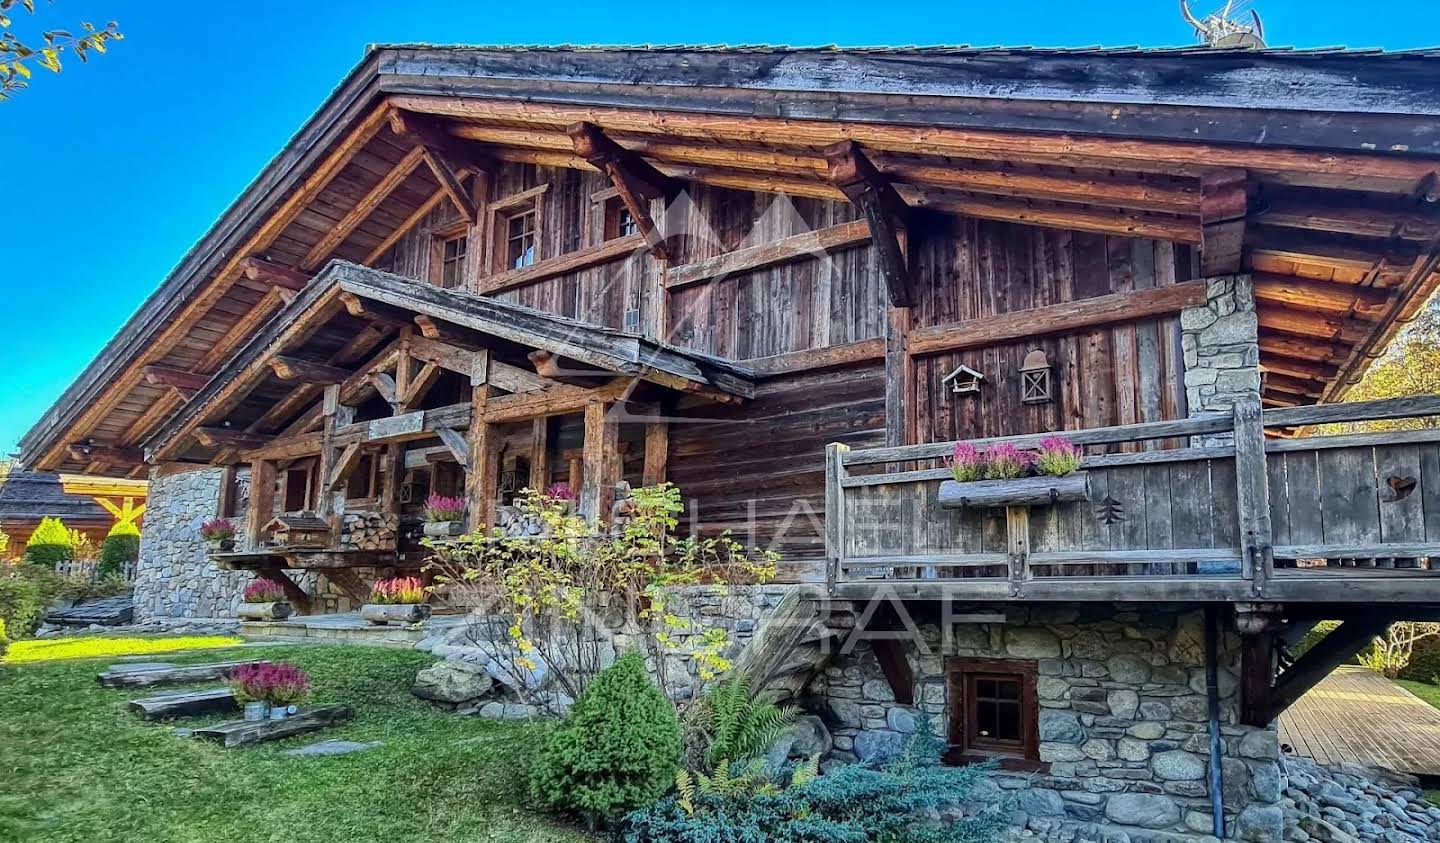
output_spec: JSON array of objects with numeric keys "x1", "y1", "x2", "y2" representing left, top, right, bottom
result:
[{"x1": 823, "y1": 394, "x2": 1440, "y2": 601}]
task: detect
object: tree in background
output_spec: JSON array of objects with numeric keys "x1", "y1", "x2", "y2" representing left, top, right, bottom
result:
[
  {"x1": 0, "y1": 0, "x2": 120, "y2": 102},
  {"x1": 1319, "y1": 298, "x2": 1440, "y2": 433},
  {"x1": 24, "y1": 516, "x2": 72, "y2": 569}
]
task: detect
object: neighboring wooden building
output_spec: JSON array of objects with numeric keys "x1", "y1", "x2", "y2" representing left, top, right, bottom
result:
[
  {"x1": 14, "y1": 44, "x2": 1440, "y2": 838},
  {"x1": 0, "y1": 472, "x2": 146, "y2": 553}
]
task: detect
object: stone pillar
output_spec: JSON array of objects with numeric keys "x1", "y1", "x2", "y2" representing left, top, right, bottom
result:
[
  {"x1": 1181, "y1": 273, "x2": 1260, "y2": 446},
  {"x1": 134, "y1": 467, "x2": 251, "y2": 621}
]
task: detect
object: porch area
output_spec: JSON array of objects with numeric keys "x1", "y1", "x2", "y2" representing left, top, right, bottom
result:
[
  {"x1": 824, "y1": 394, "x2": 1440, "y2": 603},
  {"x1": 1280, "y1": 666, "x2": 1440, "y2": 778}
]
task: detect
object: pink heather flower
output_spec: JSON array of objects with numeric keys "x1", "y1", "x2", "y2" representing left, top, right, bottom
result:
[
  {"x1": 242, "y1": 578, "x2": 285, "y2": 603},
  {"x1": 544, "y1": 482, "x2": 577, "y2": 502},
  {"x1": 424, "y1": 494, "x2": 466, "y2": 523},
  {"x1": 369, "y1": 576, "x2": 425, "y2": 604},
  {"x1": 1035, "y1": 435, "x2": 1084, "y2": 477},
  {"x1": 199, "y1": 518, "x2": 235, "y2": 540},
  {"x1": 949, "y1": 442, "x2": 987, "y2": 482},
  {"x1": 984, "y1": 443, "x2": 1034, "y2": 480}
]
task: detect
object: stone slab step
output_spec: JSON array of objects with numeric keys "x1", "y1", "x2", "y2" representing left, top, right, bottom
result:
[
  {"x1": 99, "y1": 660, "x2": 268, "y2": 689},
  {"x1": 284, "y1": 739, "x2": 381, "y2": 757},
  {"x1": 45, "y1": 594, "x2": 134, "y2": 626},
  {"x1": 128, "y1": 688, "x2": 238, "y2": 720},
  {"x1": 193, "y1": 705, "x2": 354, "y2": 748}
]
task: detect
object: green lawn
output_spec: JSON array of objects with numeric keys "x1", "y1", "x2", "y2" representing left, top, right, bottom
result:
[
  {"x1": 0, "y1": 639, "x2": 592, "y2": 843},
  {"x1": 1397, "y1": 678, "x2": 1440, "y2": 711}
]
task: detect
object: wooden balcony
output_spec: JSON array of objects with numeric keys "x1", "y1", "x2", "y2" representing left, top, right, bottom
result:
[{"x1": 824, "y1": 395, "x2": 1440, "y2": 603}]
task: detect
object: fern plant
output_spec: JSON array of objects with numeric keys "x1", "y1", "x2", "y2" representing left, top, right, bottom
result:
[{"x1": 689, "y1": 675, "x2": 796, "y2": 773}]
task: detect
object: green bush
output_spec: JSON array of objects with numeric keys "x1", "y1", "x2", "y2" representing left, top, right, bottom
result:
[
  {"x1": 684, "y1": 674, "x2": 795, "y2": 774},
  {"x1": 0, "y1": 574, "x2": 43, "y2": 637},
  {"x1": 624, "y1": 715, "x2": 1007, "y2": 843},
  {"x1": 24, "y1": 516, "x2": 73, "y2": 569},
  {"x1": 97, "y1": 533, "x2": 140, "y2": 579},
  {"x1": 0, "y1": 618, "x2": 8, "y2": 661},
  {"x1": 531, "y1": 651, "x2": 682, "y2": 828},
  {"x1": 1400, "y1": 636, "x2": 1440, "y2": 683}
]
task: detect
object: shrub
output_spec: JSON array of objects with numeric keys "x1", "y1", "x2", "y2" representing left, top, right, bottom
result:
[
  {"x1": 368, "y1": 576, "x2": 424, "y2": 604},
  {"x1": 1401, "y1": 637, "x2": 1440, "y2": 683},
  {"x1": 227, "y1": 662, "x2": 311, "y2": 705},
  {"x1": 0, "y1": 572, "x2": 44, "y2": 636},
  {"x1": 198, "y1": 518, "x2": 235, "y2": 541},
  {"x1": 624, "y1": 715, "x2": 1007, "y2": 843},
  {"x1": 1034, "y1": 436, "x2": 1083, "y2": 477},
  {"x1": 243, "y1": 578, "x2": 286, "y2": 603},
  {"x1": 531, "y1": 651, "x2": 682, "y2": 829},
  {"x1": 0, "y1": 619, "x2": 8, "y2": 661},
  {"x1": 423, "y1": 494, "x2": 465, "y2": 523},
  {"x1": 24, "y1": 517, "x2": 73, "y2": 569},
  {"x1": 97, "y1": 533, "x2": 140, "y2": 579}
]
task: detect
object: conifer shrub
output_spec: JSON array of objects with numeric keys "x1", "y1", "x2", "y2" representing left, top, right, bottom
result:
[
  {"x1": 0, "y1": 573, "x2": 43, "y2": 636},
  {"x1": 531, "y1": 651, "x2": 682, "y2": 829},
  {"x1": 623, "y1": 715, "x2": 1007, "y2": 843},
  {"x1": 97, "y1": 533, "x2": 140, "y2": 579},
  {"x1": 24, "y1": 517, "x2": 73, "y2": 569},
  {"x1": 0, "y1": 619, "x2": 8, "y2": 661}
]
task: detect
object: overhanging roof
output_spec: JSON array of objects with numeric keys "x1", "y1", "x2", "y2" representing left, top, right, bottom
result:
[{"x1": 19, "y1": 44, "x2": 1440, "y2": 476}]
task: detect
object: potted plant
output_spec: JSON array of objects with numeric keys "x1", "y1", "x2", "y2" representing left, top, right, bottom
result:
[
  {"x1": 422, "y1": 494, "x2": 466, "y2": 537},
  {"x1": 227, "y1": 662, "x2": 311, "y2": 721},
  {"x1": 199, "y1": 518, "x2": 237, "y2": 552},
  {"x1": 939, "y1": 436, "x2": 1089, "y2": 509},
  {"x1": 360, "y1": 576, "x2": 431, "y2": 625},
  {"x1": 264, "y1": 664, "x2": 311, "y2": 720},
  {"x1": 235, "y1": 578, "x2": 293, "y2": 621}
]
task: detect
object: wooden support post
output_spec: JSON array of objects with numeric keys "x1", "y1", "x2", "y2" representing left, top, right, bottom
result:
[
  {"x1": 642, "y1": 418, "x2": 668, "y2": 486},
  {"x1": 246, "y1": 460, "x2": 276, "y2": 551},
  {"x1": 870, "y1": 638, "x2": 916, "y2": 706},
  {"x1": 1261, "y1": 616, "x2": 1391, "y2": 724},
  {"x1": 1200, "y1": 169, "x2": 1251, "y2": 277},
  {"x1": 580, "y1": 401, "x2": 620, "y2": 524},
  {"x1": 885, "y1": 306, "x2": 915, "y2": 453},
  {"x1": 1233, "y1": 396, "x2": 1273, "y2": 597},
  {"x1": 823, "y1": 140, "x2": 912, "y2": 306},
  {"x1": 824, "y1": 442, "x2": 850, "y2": 593},
  {"x1": 1006, "y1": 505, "x2": 1031, "y2": 598},
  {"x1": 530, "y1": 417, "x2": 550, "y2": 491},
  {"x1": 1239, "y1": 628, "x2": 1275, "y2": 728},
  {"x1": 316, "y1": 386, "x2": 355, "y2": 529},
  {"x1": 465, "y1": 385, "x2": 494, "y2": 532}
]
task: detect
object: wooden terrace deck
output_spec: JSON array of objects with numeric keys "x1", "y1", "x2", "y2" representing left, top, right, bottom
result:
[{"x1": 1280, "y1": 666, "x2": 1440, "y2": 778}]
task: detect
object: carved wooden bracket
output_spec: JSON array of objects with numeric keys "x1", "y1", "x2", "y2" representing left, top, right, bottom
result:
[
  {"x1": 568, "y1": 121, "x2": 676, "y2": 261},
  {"x1": 823, "y1": 141, "x2": 913, "y2": 306}
]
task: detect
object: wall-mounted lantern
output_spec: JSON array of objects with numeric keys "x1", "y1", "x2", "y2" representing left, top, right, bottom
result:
[
  {"x1": 941, "y1": 363, "x2": 985, "y2": 396},
  {"x1": 1020, "y1": 349, "x2": 1053, "y2": 405}
]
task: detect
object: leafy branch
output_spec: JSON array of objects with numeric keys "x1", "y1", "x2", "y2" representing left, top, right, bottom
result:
[{"x1": 0, "y1": 0, "x2": 121, "y2": 102}]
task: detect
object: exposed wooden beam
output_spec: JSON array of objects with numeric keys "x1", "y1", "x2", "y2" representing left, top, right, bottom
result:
[
  {"x1": 407, "y1": 333, "x2": 486, "y2": 380},
  {"x1": 240, "y1": 257, "x2": 312, "y2": 291},
  {"x1": 1255, "y1": 616, "x2": 1392, "y2": 725},
  {"x1": 362, "y1": 168, "x2": 475, "y2": 265},
  {"x1": 905, "y1": 187, "x2": 1201, "y2": 244},
  {"x1": 1200, "y1": 169, "x2": 1251, "y2": 276},
  {"x1": 389, "y1": 110, "x2": 495, "y2": 172},
  {"x1": 401, "y1": 362, "x2": 441, "y2": 409},
  {"x1": 1257, "y1": 305, "x2": 1372, "y2": 344},
  {"x1": 1260, "y1": 354, "x2": 1338, "y2": 382},
  {"x1": 301, "y1": 146, "x2": 428, "y2": 271},
  {"x1": 1263, "y1": 372, "x2": 1325, "y2": 398},
  {"x1": 1247, "y1": 226, "x2": 1421, "y2": 273},
  {"x1": 477, "y1": 233, "x2": 647, "y2": 296},
  {"x1": 422, "y1": 149, "x2": 478, "y2": 222},
  {"x1": 667, "y1": 220, "x2": 871, "y2": 290},
  {"x1": 142, "y1": 366, "x2": 209, "y2": 392},
  {"x1": 1259, "y1": 193, "x2": 1440, "y2": 241},
  {"x1": 325, "y1": 441, "x2": 362, "y2": 491},
  {"x1": 196, "y1": 286, "x2": 296, "y2": 375},
  {"x1": 67, "y1": 442, "x2": 144, "y2": 464},
  {"x1": 907, "y1": 280, "x2": 1208, "y2": 356},
  {"x1": 338, "y1": 292, "x2": 414, "y2": 327},
  {"x1": 435, "y1": 426, "x2": 470, "y2": 470},
  {"x1": 488, "y1": 360, "x2": 552, "y2": 394},
  {"x1": 743, "y1": 338, "x2": 887, "y2": 378},
  {"x1": 369, "y1": 372, "x2": 398, "y2": 405},
  {"x1": 824, "y1": 141, "x2": 912, "y2": 306},
  {"x1": 194, "y1": 427, "x2": 270, "y2": 449},
  {"x1": 1252, "y1": 272, "x2": 1393, "y2": 318},
  {"x1": 268, "y1": 356, "x2": 354, "y2": 384},
  {"x1": 1258, "y1": 334, "x2": 1349, "y2": 364},
  {"x1": 568, "y1": 121, "x2": 675, "y2": 261}
]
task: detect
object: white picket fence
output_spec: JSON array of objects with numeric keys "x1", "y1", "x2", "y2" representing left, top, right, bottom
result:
[{"x1": 52, "y1": 559, "x2": 138, "y2": 582}]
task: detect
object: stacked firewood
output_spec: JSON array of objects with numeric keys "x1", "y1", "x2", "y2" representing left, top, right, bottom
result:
[{"x1": 340, "y1": 511, "x2": 399, "y2": 551}]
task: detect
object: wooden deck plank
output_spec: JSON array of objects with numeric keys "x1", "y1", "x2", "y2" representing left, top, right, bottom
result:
[{"x1": 1280, "y1": 666, "x2": 1440, "y2": 776}]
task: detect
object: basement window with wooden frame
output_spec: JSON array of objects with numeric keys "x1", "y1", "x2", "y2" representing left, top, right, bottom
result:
[{"x1": 945, "y1": 657, "x2": 1041, "y2": 770}]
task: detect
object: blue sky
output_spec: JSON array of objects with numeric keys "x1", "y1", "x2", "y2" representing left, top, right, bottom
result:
[{"x1": 1, "y1": 0, "x2": 1437, "y2": 458}]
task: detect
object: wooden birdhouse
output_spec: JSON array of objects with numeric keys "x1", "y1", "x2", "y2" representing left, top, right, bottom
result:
[
  {"x1": 1020, "y1": 349, "x2": 1053, "y2": 405},
  {"x1": 941, "y1": 363, "x2": 985, "y2": 396},
  {"x1": 263, "y1": 512, "x2": 332, "y2": 549}
]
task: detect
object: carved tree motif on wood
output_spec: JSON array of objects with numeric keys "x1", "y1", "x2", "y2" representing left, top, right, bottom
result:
[{"x1": 1095, "y1": 494, "x2": 1125, "y2": 525}]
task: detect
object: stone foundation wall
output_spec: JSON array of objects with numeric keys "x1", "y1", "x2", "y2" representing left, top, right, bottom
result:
[
  {"x1": 1181, "y1": 274, "x2": 1261, "y2": 447},
  {"x1": 134, "y1": 467, "x2": 251, "y2": 621},
  {"x1": 807, "y1": 603, "x2": 1284, "y2": 841}
]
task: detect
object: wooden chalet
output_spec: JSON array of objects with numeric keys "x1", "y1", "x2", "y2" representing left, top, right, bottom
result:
[
  {"x1": 0, "y1": 472, "x2": 146, "y2": 553},
  {"x1": 14, "y1": 45, "x2": 1440, "y2": 726}
]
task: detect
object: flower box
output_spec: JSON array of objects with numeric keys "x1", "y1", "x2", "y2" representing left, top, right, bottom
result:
[
  {"x1": 359, "y1": 603, "x2": 431, "y2": 626},
  {"x1": 423, "y1": 520, "x2": 465, "y2": 538},
  {"x1": 938, "y1": 472, "x2": 1090, "y2": 510},
  {"x1": 236, "y1": 601, "x2": 293, "y2": 622}
]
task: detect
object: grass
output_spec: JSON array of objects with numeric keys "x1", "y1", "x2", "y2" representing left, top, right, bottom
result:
[
  {"x1": 0, "y1": 638, "x2": 593, "y2": 843},
  {"x1": 1397, "y1": 678, "x2": 1440, "y2": 711},
  {"x1": 4, "y1": 635, "x2": 244, "y2": 664}
]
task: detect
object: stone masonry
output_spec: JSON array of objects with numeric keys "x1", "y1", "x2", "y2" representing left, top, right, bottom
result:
[
  {"x1": 1181, "y1": 274, "x2": 1261, "y2": 440},
  {"x1": 807, "y1": 603, "x2": 1285, "y2": 842},
  {"x1": 134, "y1": 467, "x2": 251, "y2": 621}
]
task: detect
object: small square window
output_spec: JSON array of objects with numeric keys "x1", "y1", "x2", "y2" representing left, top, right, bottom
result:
[
  {"x1": 947, "y1": 658, "x2": 1040, "y2": 767},
  {"x1": 505, "y1": 208, "x2": 538, "y2": 270}
]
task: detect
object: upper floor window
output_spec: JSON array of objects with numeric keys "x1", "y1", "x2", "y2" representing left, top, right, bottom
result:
[
  {"x1": 604, "y1": 196, "x2": 638, "y2": 240},
  {"x1": 438, "y1": 234, "x2": 467, "y2": 289},
  {"x1": 505, "y1": 208, "x2": 538, "y2": 270}
]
